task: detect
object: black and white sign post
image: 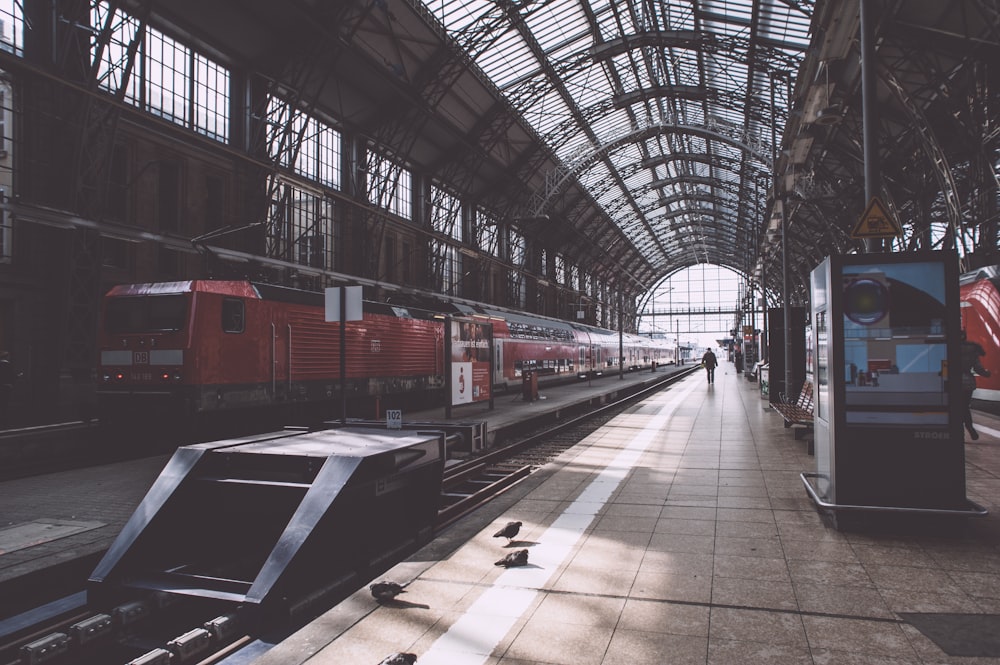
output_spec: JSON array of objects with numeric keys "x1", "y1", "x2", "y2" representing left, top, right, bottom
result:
[{"x1": 325, "y1": 285, "x2": 363, "y2": 425}]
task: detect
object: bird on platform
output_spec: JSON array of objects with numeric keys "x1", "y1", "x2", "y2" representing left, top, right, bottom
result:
[
  {"x1": 495, "y1": 548, "x2": 529, "y2": 567},
  {"x1": 378, "y1": 653, "x2": 417, "y2": 665},
  {"x1": 369, "y1": 580, "x2": 407, "y2": 602},
  {"x1": 493, "y1": 520, "x2": 522, "y2": 543}
]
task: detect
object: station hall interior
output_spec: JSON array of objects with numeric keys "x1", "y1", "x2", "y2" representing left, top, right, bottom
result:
[
  {"x1": 4, "y1": 3, "x2": 1000, "y2": 664},
  {"x1": 0, "y1": 0, "x2": 995, "y2": 423}
]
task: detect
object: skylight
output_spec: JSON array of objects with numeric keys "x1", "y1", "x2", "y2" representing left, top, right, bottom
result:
[{"x1": 425, "y1": 0, "x2": 813, "y2": 276}]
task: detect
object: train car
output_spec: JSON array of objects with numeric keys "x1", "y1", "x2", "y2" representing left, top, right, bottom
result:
[
  {"x1": 97, "y1": 280, "x2": 674, "y2": 424},
  {"x1": 570, "y1": 323, "x2": 673, "y2": 373},
  {"x1": 959, "y1": 265, "x2": 1000, "y2": 401},
  {"x1": 97, "y1": 281, "x2": 445, "y2": 422},
  {"x1": 483, "y1": 309, "x2": 583, "y2": 391}
]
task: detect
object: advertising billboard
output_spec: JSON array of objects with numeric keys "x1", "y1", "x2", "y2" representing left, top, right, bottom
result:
[
  {"x1": 841, "y1": 261, "x2": 948, "y2": 427},
  {"x1": 450, "y1": 319, "x2": 492, "y2": 405}
]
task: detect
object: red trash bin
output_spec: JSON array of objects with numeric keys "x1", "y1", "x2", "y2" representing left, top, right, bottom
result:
[{"x1": 522, "y1": 371, "x2": 538, "y2": 402}]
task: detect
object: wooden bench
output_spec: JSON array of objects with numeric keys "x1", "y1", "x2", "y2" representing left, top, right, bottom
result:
[{"x1": 772, "y1": 380, "x2": 814, "y2": 440}]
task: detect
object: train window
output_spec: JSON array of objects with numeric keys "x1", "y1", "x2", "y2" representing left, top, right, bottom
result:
[
  {"x1": 222, "y1": 298, "x2": 245, "y2": 334},
  {"x1": 105, "y1": 294, "x2": 187, "y2": 333}
]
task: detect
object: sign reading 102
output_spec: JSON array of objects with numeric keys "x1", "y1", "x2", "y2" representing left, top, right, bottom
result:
[{"x1": 386, "y1": 409, "x2": 402, "y2": 430}]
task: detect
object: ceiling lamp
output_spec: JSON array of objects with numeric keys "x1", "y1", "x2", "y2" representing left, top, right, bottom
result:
[
  {"x1": 812, "y1": 61, "x2": 842, "y2": 126},
  {"x1": 814, "y1": 104, "x2": 843, "y2": 125}
]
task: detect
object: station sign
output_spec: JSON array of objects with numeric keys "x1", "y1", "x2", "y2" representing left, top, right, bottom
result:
[{"x1": 324, "y1": 285, "x2": 363, "y2": 322}]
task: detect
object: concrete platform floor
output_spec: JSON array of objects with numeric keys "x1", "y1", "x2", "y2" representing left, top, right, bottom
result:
[{"x1": 253, "y1": 364, "x2": 1000, "y2": 665}]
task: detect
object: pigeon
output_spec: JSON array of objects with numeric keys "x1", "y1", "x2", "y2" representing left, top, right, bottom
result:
[
  {"x1": 378, "y1": 653, "x2": 417, "y2": 665},
  {"x1": 493, "y1": 520, "x2": 522, "y2": 543},
  {"x1": 369, "y1": 580, "x2": 407, "y2": 602},
  {"x1": 495, "y1": 548, "x2": 529, "y2": 567}
]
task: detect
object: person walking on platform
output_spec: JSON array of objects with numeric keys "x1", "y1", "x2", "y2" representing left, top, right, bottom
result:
[
  {"x1": 702, "y1": 347, "x2": 718, "y2": 384},
  {"x1": 960, "y1": 330, "x2": 990, "y2": 440}
]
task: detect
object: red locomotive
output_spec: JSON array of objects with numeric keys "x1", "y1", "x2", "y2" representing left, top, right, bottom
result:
[
  {"x1": 96, "y1": 280, "x2": 674, "y2": 423},
  {"x1": 960, "y1": 265, "x2": 1000, "y2": 402}
]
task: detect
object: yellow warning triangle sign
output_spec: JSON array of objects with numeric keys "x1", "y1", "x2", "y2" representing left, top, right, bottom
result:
[{"x1": 851, "y1": 197, "x2": 903, "y2": 239}]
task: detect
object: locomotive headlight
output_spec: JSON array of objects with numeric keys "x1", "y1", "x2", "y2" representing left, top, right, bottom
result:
[
  {"x1": 114, "y1": 371, "x2": 125, "y2": 381},
  {"x1": 102, "y1": 371, "x2": 112, "y2": 382}
]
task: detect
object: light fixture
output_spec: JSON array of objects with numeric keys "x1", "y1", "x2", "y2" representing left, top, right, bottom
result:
[
  {"x1": 814, "y1": 62, "x2": 842, "y2": 126},
  {"x1": 815, "y1": 104, "x2": 842, "y2": 126}
]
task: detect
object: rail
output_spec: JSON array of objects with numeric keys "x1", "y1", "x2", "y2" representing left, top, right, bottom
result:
[
  {"x1": 0, "y1": 365, "x2": 702, "y2": 665},
  {"x1": 436, "y1": 365, "x2": 700, "y2": 529}
]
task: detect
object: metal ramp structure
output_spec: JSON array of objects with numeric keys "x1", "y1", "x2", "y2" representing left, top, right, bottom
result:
[
  {"x1": 336, "y1": 418, "x2": 487, "y2": 454},
  {"x1": 88, "y1": 427, "x2": 445, "y2": 621}
]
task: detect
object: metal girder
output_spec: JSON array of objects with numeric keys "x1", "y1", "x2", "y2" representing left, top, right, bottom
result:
[
  {"x1": 531, "y1": 118, "x2": 772, "y2": 218},
  {"x1": 60, "y1": 0, "x2": 148, "y2": 371},
  {"x1": 590, "y1": 29, "x2": 804, "y2": 79}
]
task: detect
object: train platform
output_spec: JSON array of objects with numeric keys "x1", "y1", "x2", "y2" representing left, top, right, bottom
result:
[
  {"x1": 0, "y1": 363, "x2": 688, "y2": 602},
  {"x1": 250, "y1": 366, "x2": 1000, "y2": 665}
]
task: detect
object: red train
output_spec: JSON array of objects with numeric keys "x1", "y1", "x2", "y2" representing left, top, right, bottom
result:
[
  {"x1": 960, "y1": 265, "x2": 1000, "y2": 402},
  {"x1": 96, "y1": 280, "x2": 675, "y2": 422}
]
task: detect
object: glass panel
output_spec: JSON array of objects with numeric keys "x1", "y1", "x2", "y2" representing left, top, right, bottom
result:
[{"x1": 105, "y1": 295, "x2": 187, "y2": 333}]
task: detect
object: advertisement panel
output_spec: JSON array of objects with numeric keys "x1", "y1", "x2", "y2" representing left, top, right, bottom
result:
[
  {"x1": 841, "y1": 261, "x2": 948, "y2": 427},
  {"x1": 450, "y1": 319, "x2": 492, "y2": 405}
]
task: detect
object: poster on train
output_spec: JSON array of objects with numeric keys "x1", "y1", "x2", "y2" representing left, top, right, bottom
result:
[{"x1": 450, "y1": 319, "x2": 491, "y2": 405}]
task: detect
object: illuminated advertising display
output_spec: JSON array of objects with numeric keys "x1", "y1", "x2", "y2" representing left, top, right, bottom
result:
[
  {"x1": 450, "y1": 319, "x2": 492, "y2": 405},
  {"x1": 842, "y1": 261, "x2": 948, "y2": 427}
]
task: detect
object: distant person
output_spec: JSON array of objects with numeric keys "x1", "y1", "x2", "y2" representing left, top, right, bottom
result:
[
  {"x1": 960, "y1": 330, "x2": 990, "y2": 440},
  {"x1": 702, "y1": 348, "x2": 718, "y2": 384},
  {"x1": 734, "y1": 346, "x2": 744, "y2": 373},
  {"x1": 0, "y1": 351, "x2": 14, "y2": 425}
]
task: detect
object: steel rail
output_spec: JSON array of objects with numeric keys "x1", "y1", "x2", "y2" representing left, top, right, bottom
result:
[{"x1": 436, "y1": 365, "x2": 700, "y2": 529}]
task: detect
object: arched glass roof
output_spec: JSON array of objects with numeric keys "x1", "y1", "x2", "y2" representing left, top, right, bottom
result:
[{"x1": 426, "y1": 0, "x2": 813, "y2": 283}]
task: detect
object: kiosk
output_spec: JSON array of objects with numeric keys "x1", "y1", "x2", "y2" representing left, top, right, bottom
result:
[{"x1": 801, "y1": 252, "x2": 986, "y2": 521}]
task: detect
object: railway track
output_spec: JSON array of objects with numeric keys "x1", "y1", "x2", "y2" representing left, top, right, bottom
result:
[
  {"x1": 0, "y1": 368, "x2": 696, "y2": 665},
  {"x1": 0, "y1": 592, "x2": 249, "y2": 665},
  {"x1": 436, "y1": 366, "x2": 696, "y2": 529}
]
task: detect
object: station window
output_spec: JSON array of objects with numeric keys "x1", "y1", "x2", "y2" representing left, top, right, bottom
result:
[
  {"x1": 367, "y1": 153, "x2": 412, "y2": 220},
  {"x1": 266, "y1": 97, "x2": 341, "y2": 189},
  {"x1": 0, "y1": 1, "x2": 25, "y2": 55},
  {"x1": 476, "y1": 208, "x2": 500, "y2": 257},
  {"x1": 221, "y1": 298, "x2": 244, "y2": 334},
  {"x1": 92, "y1": 2, "x2": 230, "y2": 142}
]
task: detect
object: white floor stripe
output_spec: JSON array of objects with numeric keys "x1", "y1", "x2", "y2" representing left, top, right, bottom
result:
[
  {"x1": 974, "y1": 423, "x2": 1000, "y2": 440},
  {"x1": 416, "y1": 378, "x2": 700, "y2": 665}
]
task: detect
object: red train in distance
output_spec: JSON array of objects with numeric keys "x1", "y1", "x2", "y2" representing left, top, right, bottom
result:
[
  {"x1": 96, "y1": 280, "x2": 675, "y2": 423},
  {"x1": 960, "y1": 265, "x2": 1000, "y2": 402}
]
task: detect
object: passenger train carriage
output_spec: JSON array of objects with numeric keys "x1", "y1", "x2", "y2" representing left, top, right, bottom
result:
[
  {"x1": 960, "y1": 265, "x2": 1000, "y2": 402},
  {"x1": 97, "y1": 280, "x2": 675, "y2": 422}
]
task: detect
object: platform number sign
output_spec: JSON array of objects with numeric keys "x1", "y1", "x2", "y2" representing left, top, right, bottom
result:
[{"x1": 386, "y1": 409, "x2": 402, "y2": 430}]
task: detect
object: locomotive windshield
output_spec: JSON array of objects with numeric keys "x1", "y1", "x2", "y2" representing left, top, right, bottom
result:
[{"x1": 105, "y1": 294, "x2": 188, "y2": 333}]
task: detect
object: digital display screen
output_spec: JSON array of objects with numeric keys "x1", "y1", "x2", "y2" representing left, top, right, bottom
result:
[{"x1": 842, "y1": 261, "x2": 948, "y2": 426}]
